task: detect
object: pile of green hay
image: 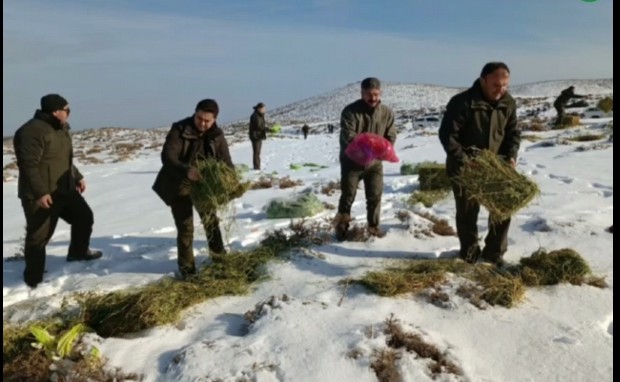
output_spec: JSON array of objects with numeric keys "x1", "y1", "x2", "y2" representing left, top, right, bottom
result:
[
  {"x1": 453, "y1": 150, "x2": 539, "y2": 223},
  {"x1": 417, "y1": 162, "x2": 451, "y2": 191},
  {"x1": 519, "y1": 248, "x2": 592, "y2": 286},
  {"x1": 266, "y1": 192, "x2": 325, "y2": 219},
  {"x1": 190, "y1": 158, "x2": 250, "y2": 215},
  {"x1": 400, "y1": 163, "x2": 417, "y2": 175},
  {"x1": 79, "y1": 246, "x2": 278, "y2": 337}
]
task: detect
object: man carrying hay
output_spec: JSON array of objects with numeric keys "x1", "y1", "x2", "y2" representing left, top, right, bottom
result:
[
  {"x1": 153, "y1": 99, "x2": 234, "y2": 278},
  {"x1": 335, "y1": 77, "x2": 397, "y2": 240},
  {"x1": 553, "y1": 86, "x2": 585, "y2": 127},
  {"x1": 439, "y1": 62, "x2": 521, "y2": 265}
]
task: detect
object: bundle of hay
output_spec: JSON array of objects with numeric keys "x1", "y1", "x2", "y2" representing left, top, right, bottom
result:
[
  {"x1": 266, "y1": 192, "x2": 324, "y2": 219},
  {"x1": 417, "y1": 162, "x2": 451, "y2": 191},
  {"x1": 553, "y1": 116, "x2": 580, "y2": 129},
  {"x1": 519, "y1": 248, "x2": 590, "y2": 286},
  {"x1": 453, "y1": 150, "x2": 539, "y2": 223},
  {"x1": 190, "y1": 158, "x2": 250, "y2": 215},
  {"x1": 400, "y1": 163, "x2": 417, "y2": 175}
]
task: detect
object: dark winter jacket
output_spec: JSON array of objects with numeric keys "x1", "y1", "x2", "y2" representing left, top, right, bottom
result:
[
  {"x1": 339, "y1": 99, "x2": 397, "y2": 160},
  {"x1": 152, "y1": 117, "x2": 233, "y2": 205},
  {"x1": 249, "y1": 111, "x2": 266, "y2": 141},
  {"x1": 13, "y1": 110, "x2": 83, "y2": 200},
  {"x1": 439, "y1": 80, "x2": 520, "y2": 176},
  {"x1": 554, "y1": 87, "x2": 585, "y2": 107}
]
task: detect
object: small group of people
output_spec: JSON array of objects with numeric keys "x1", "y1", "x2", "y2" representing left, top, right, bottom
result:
[
  {"x1": 336, "y1": 63, "x2": 521, "y2": 267},
  {"x1": 17, "y1": 60, "x2": 580, "y2": 288}
]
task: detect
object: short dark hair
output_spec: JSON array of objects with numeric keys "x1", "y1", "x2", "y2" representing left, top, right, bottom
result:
[
  {"x1": 195, "y1": 99, "x2": 219, "y2": 117},
  {"x1": 361, "y1": 77, "x2": 381, "y2": 90},
  {"x1": 480, "y1": 62, "x2": 510, "y2": 78}
]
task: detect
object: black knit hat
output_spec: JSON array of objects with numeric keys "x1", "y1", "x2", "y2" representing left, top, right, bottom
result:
[
  {"x1": 41, "y1": 94, "x2": 68, "y2": 113},
  {"x1": 253, "y1": 102, "x2": 265, "y2": 110}
]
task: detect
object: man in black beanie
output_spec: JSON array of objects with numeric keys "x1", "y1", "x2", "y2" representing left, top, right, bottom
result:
[{"x1": 13, "y1": 94, "x2": 102, "y2": 288}]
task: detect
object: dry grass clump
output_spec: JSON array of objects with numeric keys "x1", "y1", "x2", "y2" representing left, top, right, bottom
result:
[
  {"x1": 521, "y1": 134, "x2": 544, "y2": 142},
  {"x1": 394, "y1": 210, "x2": 411, "y2": 223},
  {"x1": 518, "y1": 248, "x2": 601, "y2": 287},
  {"x1": 358, "y1": 260, "x2": 468, "y2": 296},
  {"x1": 320, "y1": 180, "x2": 340, "y2": 196},
  {"x1": 357, "y1": 259, "x2": 525, "y2": 308},
  {"x1": 597, "y1": 96, "x2": 613, "y2": 113},
  {"x1": 79, "y1": 245, "x2": 279, "y2": 337},
  {"x1": 553, "y1": 116, "x2": 581, "y2": 129},
  {"x1": 370, "y1": 348, "x2": 402, "y2": 382},
  {"x1": 408, "y1": 190, "x2": 450, "y2": 207},
  {"x1": 566, "y1": 133, "x2": 606, "y2": 142},
  {"x1": 251, "y1": 175, "x2": 275, "y2": 189},
  {"x1": 453, "y1": 150, "x2": 539, "y2": 224},
  {"x1": 278, "y1": 176, "x2": 304, "y2": 189},
  {"x1": 413, "y1": 211, "x2": 456, "y2": 236},
  {"x1": 3, "y1": 161, "x2": 17, "y2": 171},
  {"x1": 384, "y1": 316, "x2": 462, "y2": 377}
]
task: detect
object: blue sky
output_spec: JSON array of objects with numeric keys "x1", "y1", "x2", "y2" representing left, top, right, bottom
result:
[{"x1": 3, "y1": 0, "x2": 613, "y2": 134}]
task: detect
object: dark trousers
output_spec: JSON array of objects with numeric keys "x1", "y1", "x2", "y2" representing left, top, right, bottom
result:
[
  {"x1": 303, "y1": 132, "x2": 308, "y2": 139},
  {"x1": 21, "y1": 191, "x2": 94, "y2": 286},
  {"x1": 170, "y1": 195, "x2": 225, "y2": 275},
  {"x1": 554, "y1": 103, "x2": 565, "y2": 125},
  {"x1": 451, "y1": 182, "x2": 510, "y2": 262},
  {"x1": 251, "y1": 140, "x2": 262, "y2": 170},
  {"x1": 337, "y1": 159, "x2": 383, "y2": 227}
]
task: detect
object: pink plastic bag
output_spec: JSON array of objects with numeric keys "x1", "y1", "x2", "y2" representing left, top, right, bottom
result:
[{"x1": 345, "y1": 132, "x2": 399, "y2": 167}]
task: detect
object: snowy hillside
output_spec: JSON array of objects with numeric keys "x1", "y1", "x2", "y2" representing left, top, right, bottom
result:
[{"x1": 243, "y1": 79, "x2": 613, "y2": 127}]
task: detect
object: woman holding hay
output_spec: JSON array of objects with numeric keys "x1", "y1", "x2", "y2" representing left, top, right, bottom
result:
[
  {"x1": 153, "y1": 99, "x2": 234, "y2": 278},
  {"x1": 438, "y1": 62, "x2": 521, "y2": 266}
]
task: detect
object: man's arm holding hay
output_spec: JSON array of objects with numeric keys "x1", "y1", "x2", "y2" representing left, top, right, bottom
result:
[
  {"x1": 161, "y1": 126, "x2": 189, "y2": 176},
  {"x1": 498, "y1": 108, "x2": 521, "y2": 166},
  {"x1": 438, "y1": 97, "x2": 467, "y2": 163}
]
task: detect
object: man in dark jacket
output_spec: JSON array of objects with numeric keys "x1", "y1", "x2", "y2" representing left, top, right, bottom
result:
[
  {"x1": 554, "y1": 86, "x2": 585, "y2": 126},
  {"x1": 153, "y1": 99, "x2": 234, "y2": 278},
  {"x1": 335, "y1": 77, "x2": 397, "y2": 240},
  {"x1": 249, "y1": 102, "x2": 266, "y2": 170},
  {"x1": 301, "y1": 124, "x2": 310, "y2": 139},
  {"x1": 439, "y1": 62, "x2": 521, "y2": 266},
  {"x1": 13, "y1": 94, "x2": 102, "y2": 288}
]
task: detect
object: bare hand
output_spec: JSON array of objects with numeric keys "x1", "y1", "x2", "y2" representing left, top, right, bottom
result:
[
  {"x1": 510, "y1": 158, "x2": 517, "y2": 168},
  {"x1": 187, "y1": 168, "x2": 200, "y2": 181},
  {"x1": 36, "y1": 194, "x2": 53, "y2": 209},
  {"x1": 76, "y1": 179, "x2": 86, "y2": 193}
]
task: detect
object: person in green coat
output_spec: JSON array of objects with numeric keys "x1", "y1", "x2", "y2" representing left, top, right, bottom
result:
[
  {"x1": 335, "y1": 77, "x2": 397, "y2": 240},
  {"x1": 439, "y1": 62, "x2": 521, "y2": 266},
  {"x1": 13, "y1": 94, "x2": 102, "y2": 288}
]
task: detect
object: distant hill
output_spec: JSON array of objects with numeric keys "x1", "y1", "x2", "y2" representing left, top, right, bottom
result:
[{"x1": 257, "y1": 78, "x2": 613, "y2": 126}]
